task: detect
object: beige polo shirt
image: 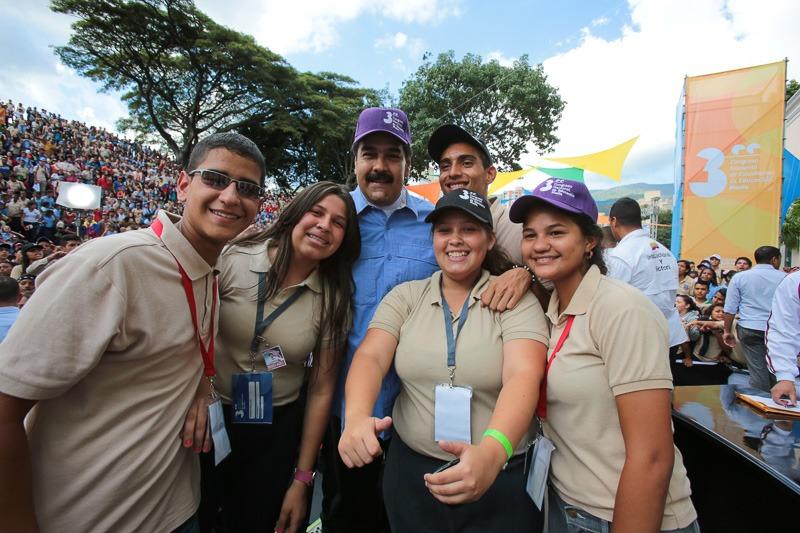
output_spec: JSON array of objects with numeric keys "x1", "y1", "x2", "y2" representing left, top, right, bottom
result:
[
  {"x1": 370, "y1": 269, "x2": 548, "y2": 460},
  {"x1": 215, "y1": 240, "x2": 334, "y2": 405},
  {"x1": 541, "y1": 266, "x2": 696, "y2": 529},
  {"x1": 490, "y1": 198, "x2": 522, "y2": 264},
  {"x1": 0, "y1": 210, "x2": 215, "y2": 533},
  {"x1": 678, "y1": 275, "x2": 695, "y2": 296}
]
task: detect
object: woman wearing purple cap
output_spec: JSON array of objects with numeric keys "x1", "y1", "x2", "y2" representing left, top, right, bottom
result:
[{"x1": 509, "y1": 179, "x2": 698, "y2": 533}]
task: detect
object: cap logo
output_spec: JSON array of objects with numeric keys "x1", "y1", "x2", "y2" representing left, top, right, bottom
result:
[
  {"x1": 458, "y1": 189, "x2": 486, "y2": 208},
  {"x1": 383, "y1": 111, "x2": 405, "y2": 133},
  {"x1": 539, "y1": 178, "x2": 575, "y2": 198}
]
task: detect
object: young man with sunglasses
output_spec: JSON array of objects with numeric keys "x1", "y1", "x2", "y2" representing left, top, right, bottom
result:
[{"x1": 0, "y1": 133, "x2": 265, "y2": 533}]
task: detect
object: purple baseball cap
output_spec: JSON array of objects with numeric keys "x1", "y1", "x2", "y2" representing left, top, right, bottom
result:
[
  {"x1": 509, "y1": 178, "x2": 599, "y2": 223},
  {"x1": 352, "y1": 107, "x2": 411, "y2": 148}
]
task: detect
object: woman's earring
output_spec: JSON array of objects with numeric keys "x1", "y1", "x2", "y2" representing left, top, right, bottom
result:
[{"x1": 586, "y1": 249, "x2": 594, "y2": 260}]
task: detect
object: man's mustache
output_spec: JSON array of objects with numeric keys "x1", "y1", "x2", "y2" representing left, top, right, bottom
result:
[{"x1": 366, "y1": 172, "x2": 394, "y2": 184}]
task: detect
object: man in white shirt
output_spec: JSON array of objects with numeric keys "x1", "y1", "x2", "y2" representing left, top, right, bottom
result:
[
  {"x1": 766, "y1": 270, "x2": 800, "y2": 405},
  {"x1": 723, "y1": 246, "x2": 785, "y2": 391},
  {"x1": 606, "y1": 198, "x2": 689, "y2": 357}
]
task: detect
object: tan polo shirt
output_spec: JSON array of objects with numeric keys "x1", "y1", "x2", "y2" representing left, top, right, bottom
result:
[
  {"x1": 541, "y1": 265, "x2": 696, "y2": 529},
  {"x1": 215, "y1": 240, "x2": 334, "y2": 405},
  {"x1": 677, "y1": 275, "x2": 695, "y2": 296},
  {"x1": 369, "y1": 269, "x2": 548, "y2": 460},
  {"x1": 490, "y1": 198, "x2": 522, "y2": 264},
  {"x1": 0, "y1": 210, "x2": 215, "y2": 533}
]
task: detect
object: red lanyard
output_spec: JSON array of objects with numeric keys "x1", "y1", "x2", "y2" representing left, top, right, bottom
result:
[
  {"x1": 151, "y1": 219, "x2": 218, "y2": 378},
  {"x1": 536, "y1": 315, "x2": 575, "y2": 420}
]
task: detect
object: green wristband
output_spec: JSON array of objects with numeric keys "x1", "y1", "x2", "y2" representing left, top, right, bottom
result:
[{"x1": 483, "y1": 428, "x2": 513, "y2": 460}]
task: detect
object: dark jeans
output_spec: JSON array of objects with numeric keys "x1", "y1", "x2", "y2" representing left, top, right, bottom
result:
[
  {"x1": 320, "y1": 415, "x2": 390, "y2": 533},
  {"x1": 199, "y1": 399, "x2": 305, "y2": 533},
  {"x1": 383, "y1": 435, "x2": 542, "y2": 533},
  {"x1": 737, "y1": 325, "x2": 776, "y2": 391}
]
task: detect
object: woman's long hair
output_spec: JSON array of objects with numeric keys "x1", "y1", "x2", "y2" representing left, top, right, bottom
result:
[{"x1": 233, "y1": 181, "x2": 361, "y2": 372}]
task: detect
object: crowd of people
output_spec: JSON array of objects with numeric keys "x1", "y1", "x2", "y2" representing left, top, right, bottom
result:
[
  {"x1": 0, "y1": 102, "x2": 797, "y2": 533},
  {"x1": 0, "y1": 99, "x2": 292, "y2": 301}
]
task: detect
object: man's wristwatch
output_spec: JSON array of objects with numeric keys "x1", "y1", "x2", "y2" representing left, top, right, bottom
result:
[{"x1": 293, "y1": 468, "x2": 316, "y2": 487}]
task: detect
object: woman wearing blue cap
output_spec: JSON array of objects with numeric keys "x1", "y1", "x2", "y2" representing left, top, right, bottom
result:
[
  {"x1": 509, "y1": 180, "x2": 699, "y2": 533},
  {"x1": 339, "y1": 189, "x2": 549, "y2": 532}
]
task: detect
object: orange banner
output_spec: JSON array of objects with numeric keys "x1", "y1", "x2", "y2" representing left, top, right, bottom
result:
[{"x1": 681, "y1": 61, "x2": 785, "y2": 264}]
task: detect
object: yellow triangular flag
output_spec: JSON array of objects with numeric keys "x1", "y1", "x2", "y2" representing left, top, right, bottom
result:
[
  {"x1": 543, "y1": 136, "x2": 639, "y2": 182},
  {"x1": 488, "y1": 167, "x2": 537, "y2": 195}
]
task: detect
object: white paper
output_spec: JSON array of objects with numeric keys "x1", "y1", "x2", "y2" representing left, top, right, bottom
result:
[
  {"x1": 526, "y1": 436, "x2": 555, "y2": 511},
  {"x1": 740, "y1": 393, "x2": 800, "y2": 414},
  {"x1": 208, "y1": 400, "x2": 232, "y2": 465},
  {"x1": 434, "y1": 384, "x2": 472, "y2": 444}
]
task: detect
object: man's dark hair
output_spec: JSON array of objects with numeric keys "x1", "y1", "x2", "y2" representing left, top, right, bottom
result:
[
  {"x1": 754, "y1": 246, "x2": 780, "y2": 264},
  {"x1": 186, "y1": 132, "x2": 266, "y2": 184},
  {"x1": 609, "y1": 197, "x2": 642, "y2": 227},
  {"x1": 0, "y1": 276, "x2": 19, "y2": 303},
  {"x1": 60, "y1": 234, "x2": 81, "y2": 244},
  {"x1": 694, "y1": 280, "x2": 710, "y2": 289}
]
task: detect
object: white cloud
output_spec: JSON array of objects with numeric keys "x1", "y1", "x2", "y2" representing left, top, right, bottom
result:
[
  {"x1": 486, "y1": 51, "x2": 516, "y2": 68},
  {"x1": 197, "y1": 0, "x2": 460, "y2": 55},
  {"x1": 592, "y1": 16, "x2": 609, "y2": 27},
  {"x1": 375, "y1": 32, "x2": 408, "y2": 50},
  {"x1": 535, "y1": 0, "x2": 800, "y2": 188},
  {"x1": 375, "y1": 31, "x2": 425, "y2": 60}
]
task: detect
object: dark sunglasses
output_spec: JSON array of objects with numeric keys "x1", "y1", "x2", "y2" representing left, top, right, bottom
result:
[{"x1": 189, "y1": 169, "x2": 263, "y2": 199}]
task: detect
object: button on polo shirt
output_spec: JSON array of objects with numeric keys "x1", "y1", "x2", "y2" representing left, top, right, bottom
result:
[
  {"x1": 0, "y1": 210, "x2": 216, "y2": 533},
  {"x1": 542, "y1": 265, "x2": 696, "y2": 530},
  {"x1": 369, "y1": 269, "x2": 549, "y2": 460},
  {"x1": 215, "y1": 240, "x2": 336, "y2": 405}
]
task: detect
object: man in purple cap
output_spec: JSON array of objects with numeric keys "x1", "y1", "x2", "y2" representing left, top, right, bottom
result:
[{"x1": 321, "y1": 107, "x2": 437, "y2": 533}]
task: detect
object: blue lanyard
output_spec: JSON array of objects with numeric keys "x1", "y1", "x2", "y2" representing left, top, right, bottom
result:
[
  {"x1": 250, "y1": 271, "x2": 305, "y2": 354},
  {"x1": 440, "y1": 278, "x2": 471, "y2": 385}
]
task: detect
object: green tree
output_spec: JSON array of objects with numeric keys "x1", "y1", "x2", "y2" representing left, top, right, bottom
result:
[
  {"x1": 398, "y1": 51, "x2": 565, "y2": 177},
  {"x1": 782, "y1": 199, "x2": 800, "y2": 250},
  {"x1": 242, "y1": 72, "x2": 380, "y2": 190},
  {"x1": 787, "y1": 79, "x2": 799, "y2": 100},
  {"x1": 52, "y1": 0, "x2": 301, "y2": 166},
  {"x1": 656, "y1": 209, "x2": 672, "y2": 249}
]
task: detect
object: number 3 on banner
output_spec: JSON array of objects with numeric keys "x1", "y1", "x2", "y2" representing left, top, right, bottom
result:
[{"x1": 690, "y1": 147, "x2": 727, "y2": 198}]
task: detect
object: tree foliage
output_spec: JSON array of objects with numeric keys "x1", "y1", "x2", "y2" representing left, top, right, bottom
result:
[
  {"x1": 782, "y1": 199, "x2": 800, "y2": 251},
  {"x1": 398, "y1": 51, "x2": 565, "y2": 177},
  {"x1": 241, "y1": 72, "x2": 380, "y2": 191},
  {"x1": 656, "y1": 208, "x2": 672, "y2": 249},
  {"x1": 787, "y1": 79, "x2": 799, "y2": 101},
  {"x1": 52, "y1": 0, "x2": 301, "y2": 166}
]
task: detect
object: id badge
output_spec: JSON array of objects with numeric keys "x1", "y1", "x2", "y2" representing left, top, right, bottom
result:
[
  {"x1": 262, "y1": 345, "x2": 287, "y2": 371},
  {"x1": 434, "y1": 384, "x2": 472, "y2": 444},
  {"x1": 208, "y1": 400, "x2": 231, "y2": 466},
  {"x1": 525, "y1": 435, "x2": 555, "y2": 510},
  {"x1": 231, "y1": 372, "x2": 274, "y2": 424}
]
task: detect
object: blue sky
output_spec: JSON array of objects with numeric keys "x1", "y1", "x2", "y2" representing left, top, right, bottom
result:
[
  {"x1": 268, "y1": 0, "x2": 631, "y2": 95},
  {"x1": 2, "y1": 0, "x2": 799, "y2": 190}
]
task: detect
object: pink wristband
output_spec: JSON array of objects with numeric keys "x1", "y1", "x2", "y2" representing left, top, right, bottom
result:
[{"x1": 293, "y1": 468, "x2": 315, "y2": 486}]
